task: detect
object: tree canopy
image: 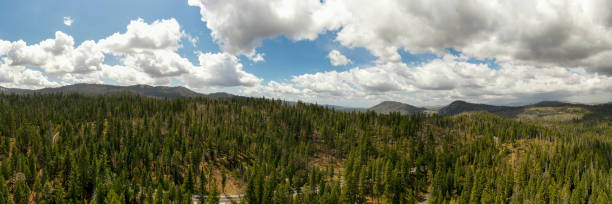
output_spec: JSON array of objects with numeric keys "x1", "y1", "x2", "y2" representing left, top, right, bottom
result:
[{"x1": 0, "y1": 93, "x2": 609, "y2": 203}]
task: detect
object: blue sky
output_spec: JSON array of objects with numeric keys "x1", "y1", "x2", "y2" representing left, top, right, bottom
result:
[
  {"x1": 0, "y1": 0, "x2": 610, "y2": 107},
  {"x1": 0, "y1": 0, "x2": 383, "y2": 82}
]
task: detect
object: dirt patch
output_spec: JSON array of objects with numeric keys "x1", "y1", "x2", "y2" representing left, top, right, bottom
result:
[
  {"x1": 309, "y1": 149, "x2": 344, "y2": 181},
  {"x1": 209, "y1": 168, "x2": 246, "y2": 196}
]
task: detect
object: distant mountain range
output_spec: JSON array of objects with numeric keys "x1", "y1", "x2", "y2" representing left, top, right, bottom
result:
[
  {"x1": 1, "y1": 84, "x2": 608, "y2": 120},
  {"x1": 0, "y1": 83, "x2": 237, "y2": 99},
  {"x1": 367, "y1": 99, "x2": 612, "y2": 122}
]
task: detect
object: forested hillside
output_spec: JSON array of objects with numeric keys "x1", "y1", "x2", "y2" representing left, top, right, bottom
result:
[{"x1": 0, "y1": 94, "x2": 609, "y2": 203}]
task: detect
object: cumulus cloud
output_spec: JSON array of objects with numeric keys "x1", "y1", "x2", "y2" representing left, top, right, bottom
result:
[
  {"x1": 0, "y1": 63, "x2": 61, "y2": 89},
  {"x1": 244, "y1": 55, "x2": 612, "y2": 106},
  {"x1": 189, "y1": 0, "x2": 612, "y2": 75},
  {"x1": 122, "y1": 50, "x2": 192, "y2": 77},
  {"x1": 0, "y1": 40, "x2": 10, "y2": 56},
  {"x1": 3, "y1": 31, "x2": 104, "y2": 74},
  {"x1": 183, "y1": 52, "x2": 262, "y2": 88},
  {"x1": 241, "y1": 81, "x2": 307, "y2": 100},
  {"x1": 63, "y1": 17, "x2": 73, "y2": 26},
  {"x1": 0, "y1": 18, "x2": 262, "y2": 90},
  {"x1": 327, "y1": 50, "x2": 351, "y2": 66},
  {"x1": 187, "y1": 0, "x2": 332, "y2": 58},
  {"x1": 98, "y1": 18, "x2": 183, "y2": 54},
  {"x1": 100, "y1": 65, "x2": 161, "y2": 86}
]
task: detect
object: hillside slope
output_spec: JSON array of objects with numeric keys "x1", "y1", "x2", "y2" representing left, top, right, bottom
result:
[
  {"x1": 437, "y1": 100, "x2": 517, "y2": 115},
  {"x1": 0, "y1": 94, "x2": 608, "y2": 203},
  {"x1": 0, "y1": 83, "x2": 237, "y2": 99},
  {"x1": 368, "y1": 101, "x2": 426, "y2": 114}
]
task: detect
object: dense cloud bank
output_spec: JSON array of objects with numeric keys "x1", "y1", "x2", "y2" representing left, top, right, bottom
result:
[
  {"x1": 1, "y1": 1, "x2": 611, "y2": 106},
  {"x1": 189, "y1": 0, "x2": 612, "y2": 74}
]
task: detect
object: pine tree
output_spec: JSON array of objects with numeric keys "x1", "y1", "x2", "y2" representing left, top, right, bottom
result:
[
  {"x1": 155, "y1": 184, "x2": 164, "y2": 204},
  {"x1": 184, "y1": 169, "x2": 194, "y2": 194},
  {"x1": 94, "y1": 181, "x2": 109, "y2": 204},
  {"x1": 595, "y1": 189, "x2": 609, "y2": 204},
  {"x1": 0, "y1": 92, "x2": 609, "y2": 204},
  {"x1": 206, "y1": 183, "x2": 219, "y2": 204},
  {"x1": 358, "y1": 166, "x2": 369, "y2": 197},
  {"x1": 162, "y1": 191, "x2": 171, "y2": 204},
  {"x1": 40, "y1": 181, "x2": 58, "y2": 204},
  {"x1": 0, "y1": 175, "x2": 11, "y2": 204},
  {"x1": 221, "y1": 168, "x2": 227, "y2": 195},
  {"x1": 199, "y1": 169, "x2": 207, "y2": 204},
  {"x1": 105, "y1": 189, "x2": 121, "y2": 204},
  {"x1": 342, "y1": 165, "x2": 363, "y2": 204},
  {"x1": 468, "y1": 176, "x2": 481, "y2": 204},
  {"x1": 13, "y1": 174, "x2": 30, "y2": 204},
  {"x1": 273, "y1": 182, "x2": 291, "y2": 204},
  {"x1": 569, "y1": 183, "x2": 585, "y2": 204}
]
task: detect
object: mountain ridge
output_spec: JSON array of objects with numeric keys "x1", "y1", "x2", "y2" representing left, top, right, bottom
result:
[
  {"x1": 0, "y1": 83, "x2": 237, "y2": 99},
  {"x1": 368, "y1": 101, "x2": 426, "y2": 115},
  {"x1": 2, "y1": 84, "x2": 609, "y2": 119},
  {"x1": 367, "y1": 99, "x2": 610, "y2": 122},
  {"x1": 437, "y1": 100, "x2": 517, "y2": 115}
]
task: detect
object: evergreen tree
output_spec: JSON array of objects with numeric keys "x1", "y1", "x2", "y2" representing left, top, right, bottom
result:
[
  {"x1": 0, "y1": 93, "x2": 608, "y2": 204},
  {"x1": 0, "y1": 175, "x2": 11, "y2": 204},
  {"x1": 13, "y1": 174, "x2": 30, "y2": 204},
  {"x1": 221, "y1": 168, "x2": 227, "y2": 195},
  {"x1": 184, "y1": 169, "x2": 194, "y2": 194},
  {"x1": 105, "y1": 189, "x2": 121, "y2": 204},
  {"x1": 206, "y1": 183, "x2": 219, "y2": 204}
]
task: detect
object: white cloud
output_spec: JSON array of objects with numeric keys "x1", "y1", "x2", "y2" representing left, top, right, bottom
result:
[
  {"x1": 189, "y1": 0, "x2": 612, "y2": 75},
  {"x1": 0, "y1": 63, "x2": 60, "y2": 89},
  {"x1": 185, "y1": 33, "x2": 199, "y2": 47},
  {"x1": 244, "y1": 55, "x2": 612, "y2": 107},
  {"x1": 327, "y1": 49, "x2": 351, "y2": 66},
  {"x1": 98, "y1": 18, "x2": 183, "y2": 54},
  {"x1": 0, "y1": 40, "x2": 10, "y2": 56},
  {"x1": 250, "y1": 53, "x2": 265, "y2": 63},
  {"x1": 183, "y1": 52, "x2": 262, "y2": 88},
  {"x1": 241, "y1": 81, "x2": 307, "y2": 100},
  {"x1": 0, "y1": 18, "x2": 262, "y2": 90},
  {"x1": 122, "y1": 50, "x2": 192, "y2": 77},
  {"x1": 187, "y1": 0, "x2": 331, "y2": 58},
  {"x1": 18, "y1": 69, "x2": 62, "y2": 88},
  {"x1": 100, "y1": 64, "x2": 161, "y2": 86},
  {"x1": 96, "y1": 18, "x2": 193, "y2": 79},
  {"x1": 3, "y1": 31, "x2": 104, "y2": 74},
  {"x1": 63, "y1": 17, "x2": 73, "y2": 26},
  {"x1": 5, "y1": 40, "x2": 49, "y2": 67},
  {"x1": 71, "y1": 40, "x2": 105, "y2": 73}
]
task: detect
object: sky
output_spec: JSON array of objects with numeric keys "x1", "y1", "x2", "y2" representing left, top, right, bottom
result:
[{"x1": 0, "y1": 0, "x2": 611, "y2": 107}]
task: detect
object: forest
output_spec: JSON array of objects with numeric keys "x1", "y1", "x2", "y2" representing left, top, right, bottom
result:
[{"x1": 0, "y1": 94, "x2": 610, "y2": 203}]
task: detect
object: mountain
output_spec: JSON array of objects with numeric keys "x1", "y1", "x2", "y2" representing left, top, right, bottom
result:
[
  {"x1": 325, "y1": 105, "x2": 367, "y2": 112},
  {"x1": 437, "y1": 100, "x2": 517, "y2": 115},
  {"x1": 0, "y1": 86, "x2": 35, "y2": 94},
  {"x1": 368, "y1": 101, "x2": 426, "y2": 115},
  {"x1": 0, "y1": 84, "x2": 237, "y2": 99},
  {"x1": 530, "y1": 101, "x2": 588, "y2": 107},
  {"x1": 2, "y1": 84, "x2": 608, "y2": 120},
  {"x1": 434, "y1": 100, "x2": 612, "y2": 122}
]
